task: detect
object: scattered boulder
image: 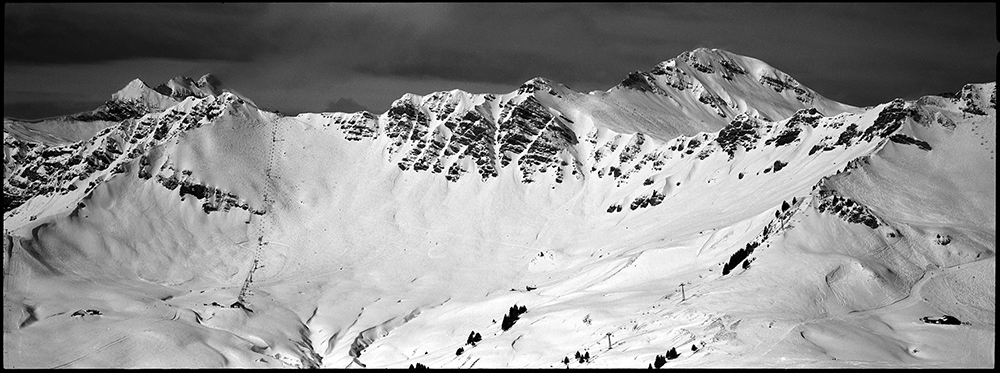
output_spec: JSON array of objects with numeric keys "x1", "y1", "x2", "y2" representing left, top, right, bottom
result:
[
  {"x1": 921, "y1": 315, "x2": 962, "y2": 325},
  {"x1": 70, "y1": 309, "x2": 102, "y2": 317},
  {"x1": 934, "y1": 234, "x2": 952, "y2": 246}
]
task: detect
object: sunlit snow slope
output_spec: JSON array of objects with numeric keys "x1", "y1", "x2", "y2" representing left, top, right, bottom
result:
[{"x1": 3, "y1": 49, "x2": 994, "y2": 368}]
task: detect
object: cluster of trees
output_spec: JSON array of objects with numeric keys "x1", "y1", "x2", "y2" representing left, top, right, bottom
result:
[
  {"x1": 466, "y1": 331, "x2": 482, "y2": 346},
  {"x1": 457, "y1": 329, "x2": 479, "y2": 355},
  {"x1": 563, "y1": 350, "x2": 590, "y2": 365},
  {"x1": 501, "y1": 304, "x2": 528, "y2": 331},
  {"x1": 648, "y1": 347, "x2": 680, "y2": 368},
  {"x1": 722, "y1": 241, "x2": 759, "y2": 276}
]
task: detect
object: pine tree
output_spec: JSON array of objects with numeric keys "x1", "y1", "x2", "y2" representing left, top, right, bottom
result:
[
  {"x1": 654, "y1": 354, "x2": 667, "y2": 368},
  {"x1": 501, "y1": 314, "x2": 513, "y2": 331},
  {"x1": 665, "y1": 347, "x2": 680, "y2": 360}
]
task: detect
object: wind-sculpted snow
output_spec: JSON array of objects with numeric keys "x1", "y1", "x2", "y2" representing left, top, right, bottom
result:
[{"x1": 3, "y1": 52, "x2": 994, "y2": 369}]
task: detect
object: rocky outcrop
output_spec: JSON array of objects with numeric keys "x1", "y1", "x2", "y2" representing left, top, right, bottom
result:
[
  {"x1": 715, "y1": 114, "x2": 763, "y2": 159},
  {"x1": 618, "y1": 71, "x2": 670, "y2": 96},
  {"x1": 816, "y1": 189, "x2": 882, "y2": 229},
  {"x1": 153, "y1": 162, "x2": 263, "y2": 216},
  {"x1": 888, "y1": 133, "x2": 932, "y2": 151},
  {"x1": 758, "y1": 72, "x2": 815, "y2": 104},
  {"x1": 650, "y1": 60, "x2": 692, "y2": 91}
]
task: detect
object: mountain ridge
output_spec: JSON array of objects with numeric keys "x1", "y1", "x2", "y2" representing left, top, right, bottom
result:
[{"x1": 2, "y1": 47, "x2": 995, "y2": 369}]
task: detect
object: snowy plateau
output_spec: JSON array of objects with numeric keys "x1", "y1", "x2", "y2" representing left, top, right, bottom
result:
[{"x1": 2, "y1": 48, "x2": 995, "y2": 368}]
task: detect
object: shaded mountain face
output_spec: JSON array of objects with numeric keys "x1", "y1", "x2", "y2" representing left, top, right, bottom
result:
[{"x1": 3, "y1": 48, "x2": 995, "y2": 369}]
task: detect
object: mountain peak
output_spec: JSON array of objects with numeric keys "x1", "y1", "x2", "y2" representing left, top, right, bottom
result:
[
  {"x1": 161, "y1": 74, "x2": 218, "y2": 99},
  {"x1": 607, "y1": 47, "x2": 858, "y2": 132},
  {"x1": 517, "y1": 77, "x2": 557, "y2": 95}
]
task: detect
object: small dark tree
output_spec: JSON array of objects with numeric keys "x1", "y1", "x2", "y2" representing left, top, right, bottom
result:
[
  {"x1": 456, "y1": 347, "x2": 464, "y2": 356},
  {"x1": 691, "y1": 344, "x2": 699, "y2": 352},
  {"x1": 654, "y1": 354, "x2": 667, "y2": 368},
  {"x1": 665, "y1": 347, "x2": 680, "y2": 360},
  {"x1": 501, "y1": 314, "x2": 514, "y2": 331}
]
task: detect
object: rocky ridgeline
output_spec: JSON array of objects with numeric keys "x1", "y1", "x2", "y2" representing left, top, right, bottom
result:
[
  {"x1": 330, "y1": 87, "x2": 585, "y2": 184},
  {"x1": 4, "y1": 123, "x2": 127, "y2": 213},
  {"x1": 10, "y1": 73, "x2": 989, "y2": 226},
  {"x1": 311, "y1": 80, "x2": 952, "y2": 220},
  {"x1": 71, "y1": 98, "x2": 156, "y2": 123},
  {"x1": 3, "y1": 93, "x2": 241, "y2": 217},
  {"x1": 617, "y1": 48, "x2": 817, "y2": 119}
]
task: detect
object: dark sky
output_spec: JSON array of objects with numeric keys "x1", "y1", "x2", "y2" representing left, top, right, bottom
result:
[{"x1": 4, "y1": 3, "x2": 997, "y2": 119}]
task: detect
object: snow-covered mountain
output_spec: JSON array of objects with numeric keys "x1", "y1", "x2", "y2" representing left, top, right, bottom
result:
[{"x1": 3, "y1": 48, "x2": 995, "y2": 368}]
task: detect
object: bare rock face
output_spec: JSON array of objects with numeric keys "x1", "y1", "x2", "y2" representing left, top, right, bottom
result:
[
  {"x1": 816, "y1": 188, "x2": 882, "y2": 229},
  {"x1": 716, "y1": 114, "x2": 764, "y2": 159},
  {"x1": 4, "y1": 92, "x2": 240, "y2": 217}
]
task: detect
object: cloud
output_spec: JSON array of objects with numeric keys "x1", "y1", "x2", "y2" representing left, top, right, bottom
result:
[
  {"x1": 3, "y1": 3, "x2": 996, "y2": 118},
  {"x1": 4, "y1": 4, "x2": 270, "y2": 65}
]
